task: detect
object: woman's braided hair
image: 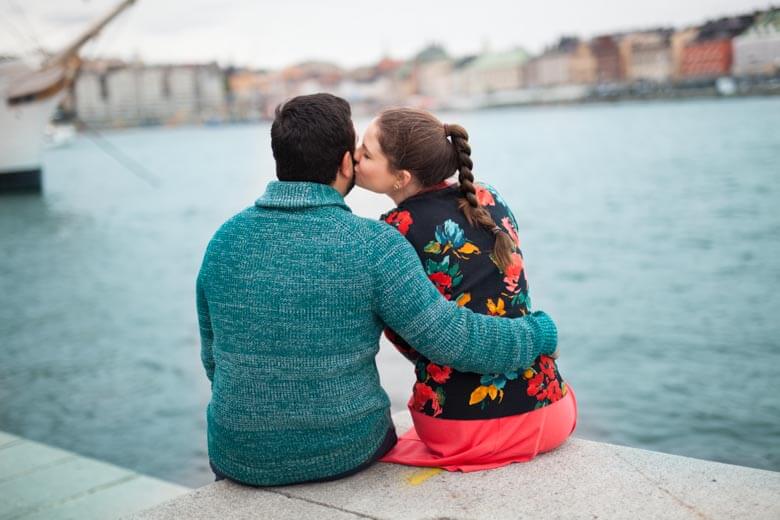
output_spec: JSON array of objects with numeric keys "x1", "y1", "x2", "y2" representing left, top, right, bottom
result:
[{"x1": 376, "y1": 108, "x2": 515, "y2": 271}]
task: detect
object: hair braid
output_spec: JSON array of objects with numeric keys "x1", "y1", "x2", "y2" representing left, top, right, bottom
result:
[{"x1": 446, "y1": 124, "x2": 516, "y2": 272}]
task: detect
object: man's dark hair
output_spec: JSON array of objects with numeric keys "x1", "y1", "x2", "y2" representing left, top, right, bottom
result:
[{"x1": 270, "y1": 93, "x2": 356, "y2": 184}]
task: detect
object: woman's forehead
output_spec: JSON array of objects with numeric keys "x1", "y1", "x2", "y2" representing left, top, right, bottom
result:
[{"x1": 362, "y1": 121, "x2": 380, "y2": 151}]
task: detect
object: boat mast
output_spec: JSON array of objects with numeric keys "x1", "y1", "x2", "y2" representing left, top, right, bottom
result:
[
  {"x1": 7, "y1": 0, "x2": 138, "y2": 106},
  {"x1": 44, "y1": 0, "x2": 138, "y2": 68}
]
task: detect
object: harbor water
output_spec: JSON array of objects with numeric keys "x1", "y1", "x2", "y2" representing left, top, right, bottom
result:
[{"x1": 1, "y1": 97, "x2": 779, "y2": 487}]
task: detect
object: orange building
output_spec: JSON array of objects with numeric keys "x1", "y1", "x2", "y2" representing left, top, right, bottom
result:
[
  {"x1": 680, "y1": 38, "x2": 733, "y2": 77},
  {"x1": 679, "y1": 14, "x2": 755, "y2": 78},
  {"x1": 671, "y1": 28, "x2": 699, "y2": 79}
]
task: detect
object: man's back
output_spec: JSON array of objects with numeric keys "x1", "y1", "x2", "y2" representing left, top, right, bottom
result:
[{"x1": 198, "y1": 182, "x2": 395, "y2": 485}]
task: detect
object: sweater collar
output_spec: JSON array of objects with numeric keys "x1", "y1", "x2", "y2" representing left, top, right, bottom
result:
[{"x1": 255, "y1": 181, "x2": 351, "y2": 212}]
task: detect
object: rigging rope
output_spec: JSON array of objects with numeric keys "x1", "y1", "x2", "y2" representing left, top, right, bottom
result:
[
  {"x1": 0, "y1": 11, "x2": 38, "y2": 55},
  {"x1": 4, "y1": 0, "x2": 44, "y2": 54},
  {"x1": 75, "y1": 116, "x2": 162, "y2": 188}
]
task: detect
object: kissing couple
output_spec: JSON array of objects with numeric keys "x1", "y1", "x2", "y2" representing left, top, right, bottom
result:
[{"x1": 197, "y1": 93, "x2": 576, "y2": 486}]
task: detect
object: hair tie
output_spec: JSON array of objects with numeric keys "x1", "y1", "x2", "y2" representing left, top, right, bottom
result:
[
  {"x1": 443, "y1": 123, "x2": 450, "y2": 137},
  {"x1": 491, "y1": 226, "x2": 502, "y2": 235}
]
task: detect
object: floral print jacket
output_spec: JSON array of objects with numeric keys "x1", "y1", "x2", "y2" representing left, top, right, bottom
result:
[{"x1": 382, "y1": 182, "x2": 567, "y2": 420}]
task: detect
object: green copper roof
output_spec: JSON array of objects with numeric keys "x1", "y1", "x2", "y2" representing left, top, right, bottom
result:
[
  {"x1": 415, "y1": 44, "x2": 449, "y2": 63},
  {"x1": 747, "y1": 9, "x2": 780, "y2": 33},
  {"x1": 464, "y1": 49, "x2": 529, "y2": 71}
]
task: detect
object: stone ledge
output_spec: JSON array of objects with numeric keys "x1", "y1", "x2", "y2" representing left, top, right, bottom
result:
[
  {"x1": 0, "y1": 431, "x2": 190, "y2": 520},
  {"x1": 130, "y1": 412, "x2": 780, "y2": 520}
]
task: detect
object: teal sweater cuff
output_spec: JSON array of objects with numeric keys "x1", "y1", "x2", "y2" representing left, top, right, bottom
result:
[{"x1": 530, "y1": 311, "x2": 558, "y2": 357}]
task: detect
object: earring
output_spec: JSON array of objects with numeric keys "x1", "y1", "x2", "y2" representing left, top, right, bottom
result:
[{"x1": 394, "y1": 183, "x2": 401, "y2": 190}]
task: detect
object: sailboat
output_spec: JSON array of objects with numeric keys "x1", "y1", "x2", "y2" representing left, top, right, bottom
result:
[{"x1": 0, "y1": 0, "x2": 137, "y2": 193}]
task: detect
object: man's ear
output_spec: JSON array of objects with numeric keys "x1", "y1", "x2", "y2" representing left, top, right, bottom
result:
[{"x1": 339, "y1": 151, "x2": 354, "y2": 180}]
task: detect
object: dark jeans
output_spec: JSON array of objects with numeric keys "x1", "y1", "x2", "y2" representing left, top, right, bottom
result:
[{"x1": 210, "y1": 427, "x2": 397, "y2": 486}]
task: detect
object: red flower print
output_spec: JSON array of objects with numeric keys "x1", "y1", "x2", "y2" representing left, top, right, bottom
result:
[
  {"x1": 526, "y1": 372, "x2": 545, "y2": 398},
  {"x1": 428, "y1": 271, "x2": 453, "y2": 299},
  {"x1": 384, "y1": 210, "x2": 413, "y2": 235},
  {"x1": 501, "y1": 217, "x2": 520, "y2": 247},
  {"x1": 526, "y1": 356, "x2": 562, "y2": 405},
  {"x1": 411, "y1": 382, "x2": 442, "y2": 416},
  {"x1": 539, "y1": 355, "x2": 556, "y2": 380},
  {"x1": 546, "y1": 380, "x2": 563, "y2": 402},
  {"x1": 474, "y1": 185, "x2": 495, "y2": 206},
  {"x1": 503, "y1": 253, "x2": 525, "y2": 292},
  {"x1": 427, "y1": 363, "x2": 452, "y2": 384}
]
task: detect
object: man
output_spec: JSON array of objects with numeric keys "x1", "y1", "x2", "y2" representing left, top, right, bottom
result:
[{"x1": 196, "y1": 93, "x2": 558, "y2": 486}]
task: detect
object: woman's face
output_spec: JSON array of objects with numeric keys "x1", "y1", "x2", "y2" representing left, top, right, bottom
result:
[{"x1": 354, "y1": 119, "x2": 399, "y2": 195}]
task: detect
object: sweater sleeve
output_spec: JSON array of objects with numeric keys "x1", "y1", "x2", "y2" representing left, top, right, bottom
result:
[
  {"x1": 369, "y1": 225, "x2": 557, "y2": 373},
  {"x1": 196, "y1": 271, "x2": 215, "y2": 383}
]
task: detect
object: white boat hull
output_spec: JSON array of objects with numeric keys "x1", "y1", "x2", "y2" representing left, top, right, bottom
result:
[
  {"x1": 0, "y1": 94, "x2": 64, "y2": 170},
  {"x1": 0, "y1": 61, "x2": 66, "y2": 191}
]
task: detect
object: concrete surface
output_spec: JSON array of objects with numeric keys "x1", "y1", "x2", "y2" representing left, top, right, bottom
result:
[
  {"x1": 130, "y1": 411, "x2": 780, "y2": 520},
  {"x1": 0, "y1": 431, "x2": 189, "y2": 520}
]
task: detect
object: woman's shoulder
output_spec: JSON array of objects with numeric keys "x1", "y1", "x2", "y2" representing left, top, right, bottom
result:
[
  {"x1": 380, "y1": 206, "x2": 415, "y2": 237},
  {"x1": 473, "y1": 181, "x2": 510, "y2": 210},
  {"x1": 380, "y1": 186, "x2": 457, "y2": 237}
]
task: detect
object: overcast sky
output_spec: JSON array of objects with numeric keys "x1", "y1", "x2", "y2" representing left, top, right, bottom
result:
[{"x1": 0, "y1": 0, "x2": 772, "y2": 69}]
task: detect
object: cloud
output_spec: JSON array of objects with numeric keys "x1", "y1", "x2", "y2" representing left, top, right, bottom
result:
[{"x1": 41, "y1": 12, "x2": 92, "y2": 26}]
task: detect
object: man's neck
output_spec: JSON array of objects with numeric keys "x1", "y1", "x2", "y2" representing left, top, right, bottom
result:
[{"x1": 331, "y1": 177, "x2": 354, "y2": 197}]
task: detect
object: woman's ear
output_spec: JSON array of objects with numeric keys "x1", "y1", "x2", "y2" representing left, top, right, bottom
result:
[{"x1": 397, "y1": 169, "x2": 412, "y2": 189}]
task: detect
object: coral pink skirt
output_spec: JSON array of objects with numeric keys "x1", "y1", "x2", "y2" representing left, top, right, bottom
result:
[{"x1": 380, "y1": 387, "x2": 577, "y2": 472}]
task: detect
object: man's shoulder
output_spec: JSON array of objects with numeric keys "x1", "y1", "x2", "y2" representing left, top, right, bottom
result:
[
  {"x1": 211, "y1": 205, "x2": 255, "y2": 234},
  {"x1": 202, "y1": 206, "x2": 255, "y2": 251},
  {"x1": 205, "y1": 204, "x2": 404, "y2": 254},
  {"x1": 331, "y1": 210, "x2": 402, "y2": 245}
]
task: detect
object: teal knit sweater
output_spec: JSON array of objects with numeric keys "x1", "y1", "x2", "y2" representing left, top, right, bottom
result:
[{"x1": 196, "y1": 181, "x2": 558, "y2": 486}]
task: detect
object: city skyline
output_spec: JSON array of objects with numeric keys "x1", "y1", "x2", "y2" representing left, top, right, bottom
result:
[{"x1": 1, "y1": 0, "x2": 774, "y2": 69}]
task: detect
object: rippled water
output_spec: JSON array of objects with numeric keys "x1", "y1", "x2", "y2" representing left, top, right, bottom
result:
[{"x1": 1, "y1": 97, "x2": 779, "y2": 486}]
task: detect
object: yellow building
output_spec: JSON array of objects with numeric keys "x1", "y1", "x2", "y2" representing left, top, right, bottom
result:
[{"x1": 619, "y1": 30, "x2": 674, "y2": 82}]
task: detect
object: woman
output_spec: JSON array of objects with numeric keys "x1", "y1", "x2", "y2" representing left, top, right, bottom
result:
[{"x1": 353, "y1": 108, "x2": 577, "y2": 471}]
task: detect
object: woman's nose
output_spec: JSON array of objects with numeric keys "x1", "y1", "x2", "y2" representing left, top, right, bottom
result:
[{"x1": 354, "y1": 149, "x2": 363, "y2": 162}]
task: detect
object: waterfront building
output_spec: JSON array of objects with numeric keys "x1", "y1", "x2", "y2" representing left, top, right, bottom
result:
[
  {"x1": 680, "y1": 15, "x2": 755, "y2": 78},
  {"x1": 70, "y1": 59, "x2": 124, "y2": 125},
  {"x1": 337, "y1": 58, "x2": 405, "y2": 114},
  {"x1": 453, "y1": 49, "x2": 528, "y2": 97},
  {"x1": 276, "y1": 61, "x2": 343, "y2": 101},
  {"x1": 733, "y1": 9, "x2": 780, "y2": 76},
  {"x1": 619, "y1": 29, "x2": 674, "y2": 82},
  {"x1": 74, "y1": 62, "x2": 226, "y2": 127},
  {"x1": 671, "y1": 28, "x2": 700, "y2": 80},
  {"x1": 227, "y1": 68, "x2": 280, "y2": 120},
  {"x1": 411, "y1": 44, "x2": 454, "y2": 106},
  {"x1": 590, "y1": 35, "x2": 624, "y2": 83},
  {"x1": 524, "y1": 37, "x2": 581, "y2": 87},
  {"x1": 227, "y1": 61, "x2": 343, "y2": 120},
  {"x1": 569, "y1": 41, "x2": 598, "y2": 85},
  {"x1": 448, "y1": 55, "x2": 476, "y2": 98}
]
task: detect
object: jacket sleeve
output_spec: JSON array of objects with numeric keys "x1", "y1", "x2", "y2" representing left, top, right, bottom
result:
[
  {"x1": 369, "y1": 225, "x2": 557, "y2": 374},
  {"x1": 196, "y1": 271, "x2": 215, "y2": 382}
]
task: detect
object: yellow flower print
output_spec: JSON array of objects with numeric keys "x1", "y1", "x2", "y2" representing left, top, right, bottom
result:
[
  {"x1": 486, "y1": 297, "x2": 506, "y2": 316},
  {"x1": 469, "y1": 384, "x2": 504, "y2": 405}
]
